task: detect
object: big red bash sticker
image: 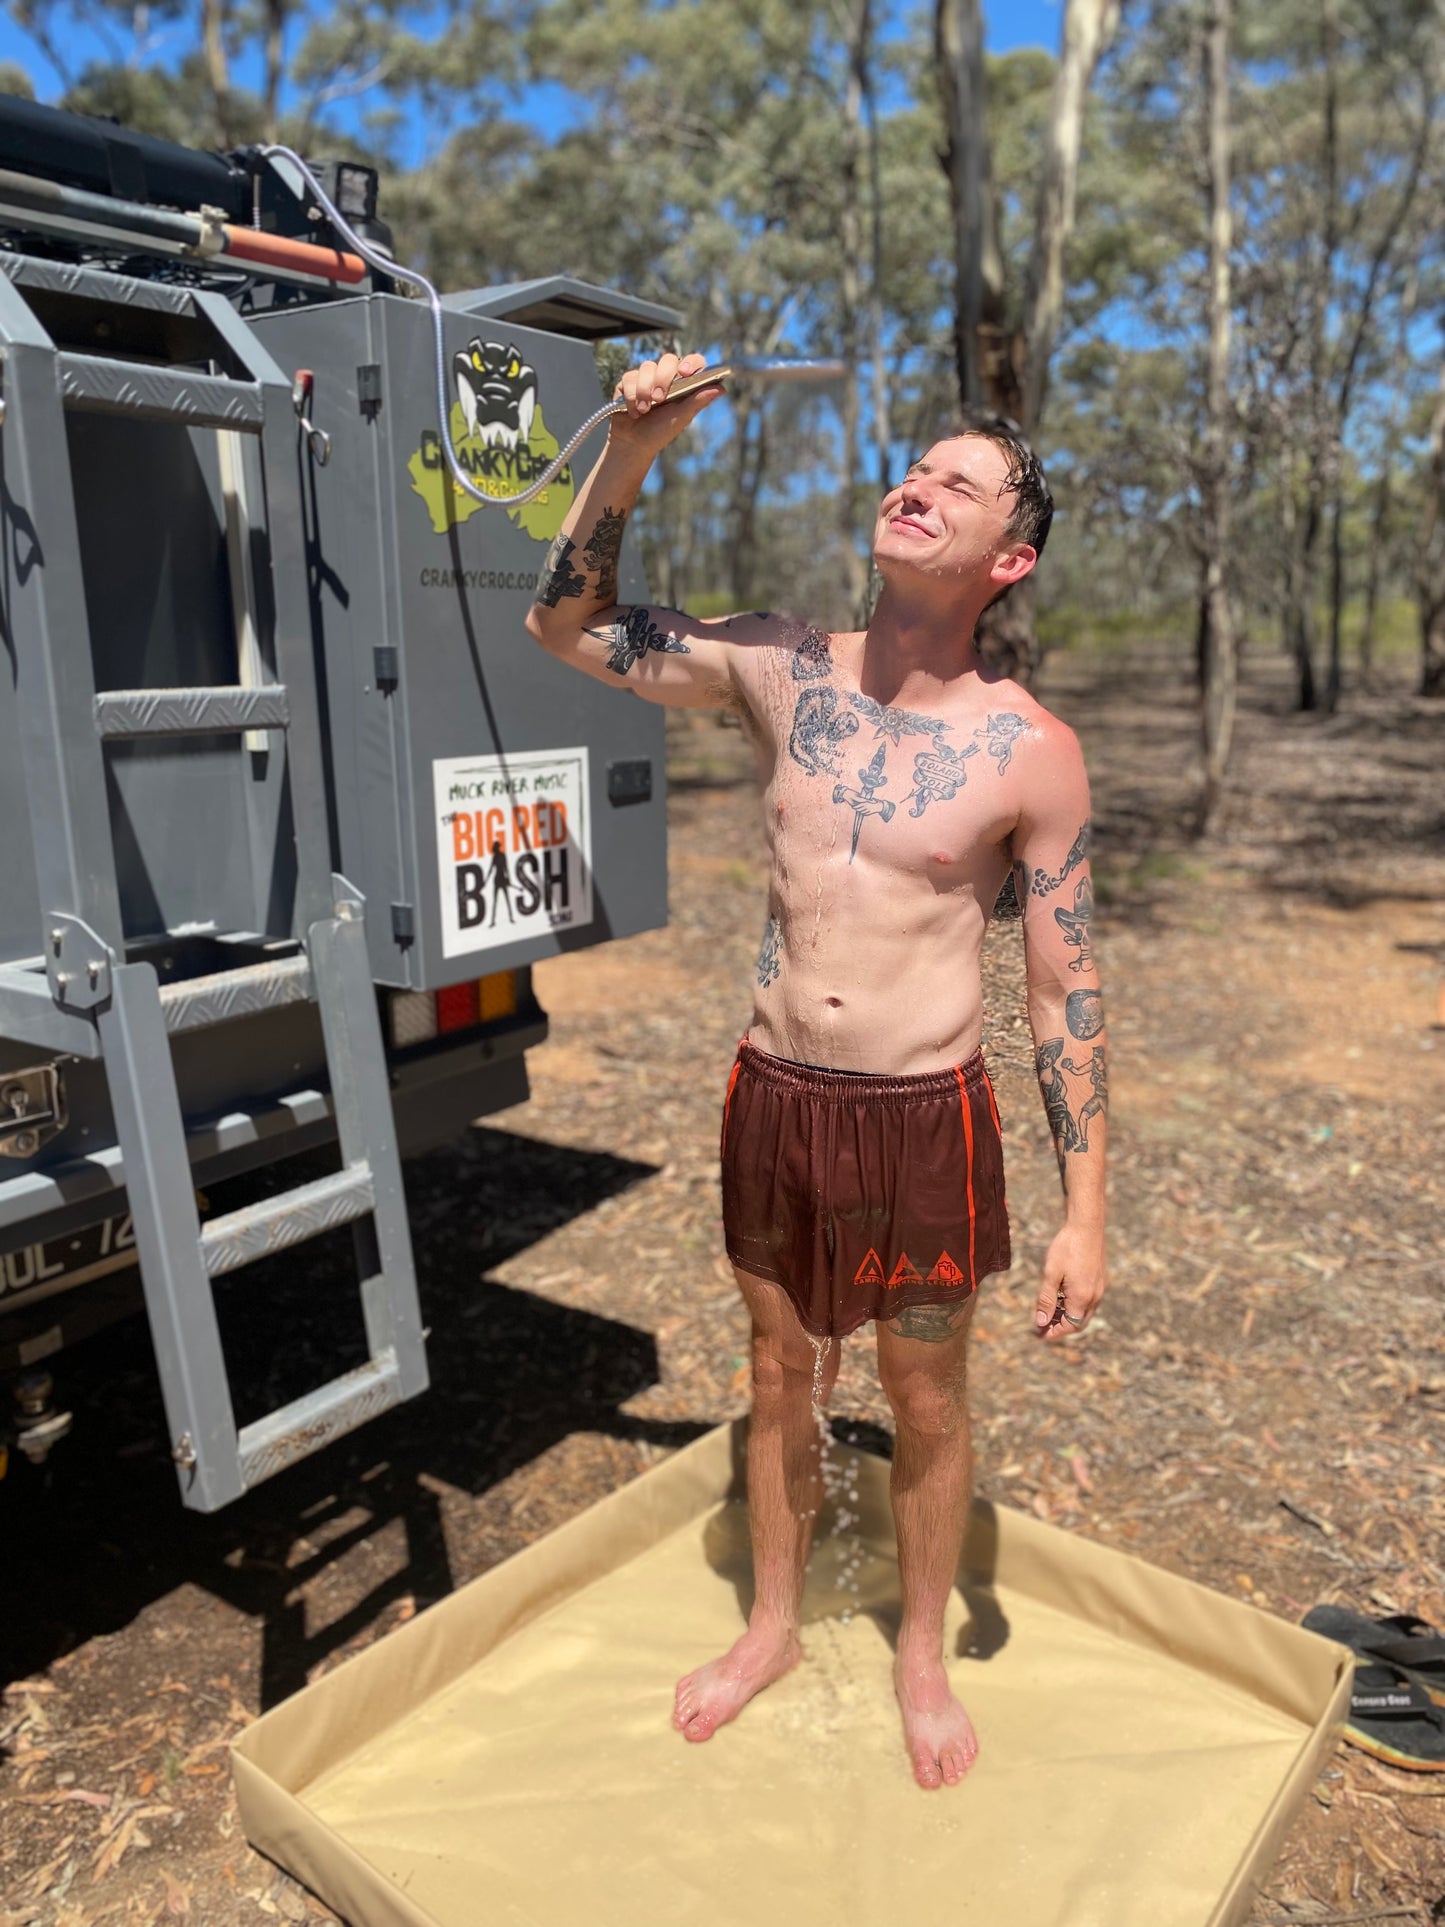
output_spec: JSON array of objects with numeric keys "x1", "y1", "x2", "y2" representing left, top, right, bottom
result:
[{"x1": 434, "y1": 749, "x2": 592, "y2": 959}]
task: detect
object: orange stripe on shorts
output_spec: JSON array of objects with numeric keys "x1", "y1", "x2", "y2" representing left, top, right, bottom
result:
[
  {"x1": 721, "y1": 1059, "x2": 742, "y2": 1153},
  {"x1": 954, "y1": 1066, "x2": 977, "y2": 1289}
]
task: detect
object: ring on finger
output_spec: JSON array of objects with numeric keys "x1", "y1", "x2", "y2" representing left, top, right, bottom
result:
[{"x1": 1060, "y1": 1309, "x2": 1085, "y2": 1327}]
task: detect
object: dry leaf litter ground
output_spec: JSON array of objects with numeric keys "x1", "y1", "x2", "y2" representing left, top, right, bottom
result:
[{"x1": 1, "y1": 649, "x2": 1442, "y2": 1926}]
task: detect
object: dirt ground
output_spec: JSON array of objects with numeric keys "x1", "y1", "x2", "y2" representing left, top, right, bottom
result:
[{"x1": 2, "y1": 648, "x2": 1443, "y2": 1926}]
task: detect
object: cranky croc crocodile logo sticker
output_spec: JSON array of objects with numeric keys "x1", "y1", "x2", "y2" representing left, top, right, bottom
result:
[{"x1": 408, "y1": 337, "x2": 575, "y2": 543}]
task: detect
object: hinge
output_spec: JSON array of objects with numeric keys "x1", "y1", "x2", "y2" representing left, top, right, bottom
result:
[
  {"x1": 390, "y1": 903, "x2": 415, "y2": 948},
  {"x1": 373, "y1": 644, "x2": 399, "y2": 692},
  {"x1": 0, "y1": 1064, "x2": 67, "y2": 1159},
  {"x1": 357, "y1": 363, "x2": 382, "y2": 419}
]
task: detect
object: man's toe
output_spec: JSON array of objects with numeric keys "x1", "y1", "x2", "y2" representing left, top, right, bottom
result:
[
  {"x1": 911, "y1": 1745, "x2": 942, "y2": 1789},
  {"x1": 683, "y1": 1709, "x2": 718, "y2": 1743}
]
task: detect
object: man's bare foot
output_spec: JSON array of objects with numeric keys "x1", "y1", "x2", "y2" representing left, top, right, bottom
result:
[
  {"x1": 672, "y1": 1623, "x2": 802, "y2": 1743},
  {"x1": 893, "y1": 1653, "x2": 979, "y2": 1788}
]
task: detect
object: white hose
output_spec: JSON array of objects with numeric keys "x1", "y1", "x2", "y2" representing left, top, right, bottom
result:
[
  {"x1": 261, "y1": 143, "x2": 621, "y2": 510},
  {"x1": 259, "y1": 146, "x2": 845, "y2": 511}
]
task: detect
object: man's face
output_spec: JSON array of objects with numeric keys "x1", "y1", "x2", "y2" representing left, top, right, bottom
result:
[{"x1": 871, "y1": 433, "x2": 1036, "y2": 598}]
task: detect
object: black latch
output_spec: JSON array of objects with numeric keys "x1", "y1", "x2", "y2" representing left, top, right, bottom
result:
[
  {"x1": 607, "y1": 758, "x2": 652, "y2": 806},
  {"x1": 373, "y1": 644, "x2": 399, "y2": 692},
  {"x1": 391, "y1": 903, "x2": 415, "y2": 947},
  {"x1": 357, "y1": 363, "x2": 383, "y2": 419}
]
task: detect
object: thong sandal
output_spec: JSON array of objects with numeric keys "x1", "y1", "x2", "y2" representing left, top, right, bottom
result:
[
  {"x1": 1341, "y1": 1663, "x2": 1445, "y2": 1771},
  {"x1": 1302, "y1": 1605, "x2": 1445, "y2": 1705}
]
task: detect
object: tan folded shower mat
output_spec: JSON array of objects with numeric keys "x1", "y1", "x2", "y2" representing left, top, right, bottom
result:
[{"x1": 233, "y1": 1422, "x2": 1349, "y2": 1927}]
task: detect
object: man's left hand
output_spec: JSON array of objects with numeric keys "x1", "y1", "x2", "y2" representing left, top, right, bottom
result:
[{"x1": 1033, "y1": 1225, "x2": 1107, "y2": 1341}]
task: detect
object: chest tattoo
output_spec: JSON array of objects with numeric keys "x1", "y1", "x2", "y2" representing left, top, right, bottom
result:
[
  {"x1": 788, "y1": 684, "x2": 860, "y2": 776},
  {"x1": 906, "y1": 738, "x2": 980, "y2": 817},
  {"x1": 832, "y1": 744, "x2": 897, "y2": 860}
]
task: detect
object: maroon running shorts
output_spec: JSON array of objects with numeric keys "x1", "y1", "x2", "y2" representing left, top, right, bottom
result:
[{"x1": 720, "y1": 1037, "x2": 1010, "y2": 1340}]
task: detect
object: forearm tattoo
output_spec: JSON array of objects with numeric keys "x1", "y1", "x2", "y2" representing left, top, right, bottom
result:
[
  {"x1": 536, "y1": 533, "x2": 587, "y2": 607},
  {"x1": 1036, "y1": 1034, "x2": 1109, "y2": 1180},
  {"x1": 582, "y1": 505, "x2": 627, "y2": 604},
  {"x1": 583, "y1": 605, "x2": 692, "y2": 677},
  {"x1": 1065, "y1": 988, "x2": 1105, "y2": 1039}
]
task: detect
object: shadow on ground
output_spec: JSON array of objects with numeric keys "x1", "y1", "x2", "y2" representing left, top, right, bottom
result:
[{"x1": 0, "y1": 1127, "x2": 709, "y2": 1707}]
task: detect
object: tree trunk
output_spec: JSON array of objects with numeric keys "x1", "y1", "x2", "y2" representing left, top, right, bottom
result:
[
  {"x1": 1359, "y1": 458, "x2": 1389, "y2": 690},
  {"x1": 1417, "y1": 358, "x2": 1445, "y2": 698},
  {"x1": 934, "y1": 0, "x2": 1005, "y2": 411},
  {"x1": 861, "y1": 13, "x2": 891, "y2": 494},
  {"x1": 1019, "y1": 0, "x2": 1121, "y2": 437},
  {"x1": 836, "y1": 0, "x2": 872, "y2": 627},
  {"x1": 202, "y1": 0, "x2": 234, "y2": 146},
  {"x1": 264, "y1": 0, "x2": 286, "y2": 143},
  {"x1": 1199, "y1": 0, "x2": 1236, "y2": 832}
]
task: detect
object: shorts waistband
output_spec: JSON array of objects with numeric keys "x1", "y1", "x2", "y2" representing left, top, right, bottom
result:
[{"x1": 737, "y1": 1036, "x2": 991, "y2": 1105}]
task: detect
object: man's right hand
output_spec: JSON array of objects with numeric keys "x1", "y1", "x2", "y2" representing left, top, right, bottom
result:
[{"x1": 608, "y1": 350, "x2": 726, "y2": 457}]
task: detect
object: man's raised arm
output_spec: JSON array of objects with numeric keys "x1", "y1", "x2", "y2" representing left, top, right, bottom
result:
[
  {"x1": 1009, "y1": 720, "x2": 1109, "y2": 1342},
  {"x1": 525, "y1": 351, "x2": 769, "y2": 708}
]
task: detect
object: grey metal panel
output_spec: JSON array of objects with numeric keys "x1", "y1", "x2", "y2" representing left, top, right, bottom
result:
[
  {"x1": 0, "y1": 967, "x2": 104, "y2": 1056},
  {"x1": 237, "y1": 1351, "x2": 401, "y2": 1489},
  {"x1": 158, "y1": 952, "x2": 311, "y2": 1032},
  {"x1": 0, "y1": 253, "x2": 200, "y2": 316},
  {"x1": 94, "y1": 684, "x2": 289, "y2": 739},
  {"x1": 442, "y1": 275, "x2": 684, "y2": 338},
  {"x1": 199, "y1": 1162, "x2": 375, "y2": 1276},
  {"x1": 69, "y1": 410, "x2": 284, "y2": 943},
  {"x1": 95, "y1": 962, "x2": 243, "y2": 1510},
  {"x1": 57, "y1": 352, "x2": 264, "y2": 430},
  {"x1": 248, "y1": 292, "x2": 670, "y2": 993}
]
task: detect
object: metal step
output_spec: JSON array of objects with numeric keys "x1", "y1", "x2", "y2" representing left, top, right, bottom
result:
[
  {"x1": 237, "y1": 1350, "x2": 402, "y2": 1489},
  {"x1": 57, "y1": 352, "x2": 265, "y2": 432},
  {"x1": 158, "y1": 952, "x2": 312, "y2": 1033},
  {"x1": 94, "y1": 685, "x2": 290, "y2": 740},
  {"x1": 199, "y1": 1163, "x2": 374, "y2": 1277}
]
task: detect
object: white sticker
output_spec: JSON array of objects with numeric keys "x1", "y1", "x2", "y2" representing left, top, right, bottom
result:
[{"x1": 433, "y1": 748, "x2": 593, "y2": 959}]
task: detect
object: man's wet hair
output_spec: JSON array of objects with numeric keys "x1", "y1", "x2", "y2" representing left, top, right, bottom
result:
[{"x1": 937, "y1": 409, "x2": 1054, "y2": 557}]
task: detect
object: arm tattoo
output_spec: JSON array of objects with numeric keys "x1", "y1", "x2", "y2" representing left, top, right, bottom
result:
[
  {"x1": 756, "y1": 915, "x2": 781, "y2": 987},
  {"x1": 536, "y1": 533, "x2": 587, "y2": 607},
  {"x1": 1035, "y1": 1035, "x2": 1079, "y2": 1180},
  {"x1": 1053, "y1": 877, "x2": 1094, "y2": 974},
  {"x1": 1029, "y1": 821, "x2": 1090, "y2": 898},
  {"x1": 1065, "y1": 988, "x2": 1105, "y2": 1039},
  {"x1": 889, "y1": 1302, "x2": 970, "y2": 1344},
  {"x1": 976, "y1": 711, "x2": 1030, "y2": 774},
  {"x1": 1060, "y1": 1044, "x2": 1108, "y2": 1150},
  {"x1": 581, "y1": 505, "x2": 627, "y2": 604},
  {"x1": 583, "y1": 605, "x2": 692, "y2": 677}
]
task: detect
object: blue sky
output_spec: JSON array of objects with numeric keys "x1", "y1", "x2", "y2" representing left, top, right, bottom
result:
[{"x1": 0, "y1": 0, "x2": 1067, "y2": 164}]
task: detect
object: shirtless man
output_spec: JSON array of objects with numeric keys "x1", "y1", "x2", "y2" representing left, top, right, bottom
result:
[{"x1": 526, "y1": 351, "x2": 1108, "y2": 1791}]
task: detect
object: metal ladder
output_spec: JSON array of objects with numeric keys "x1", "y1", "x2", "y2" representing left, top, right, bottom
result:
[{"x1": 0, "y1": 257, "x2": 428, "y2": 1511}]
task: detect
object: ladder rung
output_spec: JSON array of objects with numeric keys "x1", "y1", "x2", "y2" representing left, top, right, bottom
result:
[
  {"x1": 200, "y1": 1165, "x2": 374, "y2": 1277},
  {"x1": 57, "y1": 352, "x2": 265, "y2": 431},
  {"x1": 158, "y1": 953, "x2": 312, "y2": 1033},
  {"x1": 95, "y1": 685, "x2": 289, "y2": 739},
  {"x1": 237, "y1": 1352, "x2": 402, "y2": 1489}
]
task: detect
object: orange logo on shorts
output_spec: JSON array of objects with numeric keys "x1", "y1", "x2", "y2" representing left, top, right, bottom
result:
[
  {"x1": 887, "y1": 1253, "x2": 924, "y2": 1289},
  {"x1": 854, "y1": 1248, "x2": 886, "y2": 1289},
  {"x1": 927, "y1": 1251, "x2": 967, "y2": 1289}
]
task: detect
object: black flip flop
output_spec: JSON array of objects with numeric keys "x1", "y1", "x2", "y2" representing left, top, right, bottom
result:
[
  {"x1": 1341, "y1": 1663, "x2": 1445, "y2": 1771},
  {"x1": 1302, "y1": 1605, "x2": 1445, "y2": 1705}
]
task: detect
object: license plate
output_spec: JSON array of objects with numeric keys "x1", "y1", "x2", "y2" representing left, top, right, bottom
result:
[{"x1": 0, "y1": 1212, "x2": 138, "y2": 1313}]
